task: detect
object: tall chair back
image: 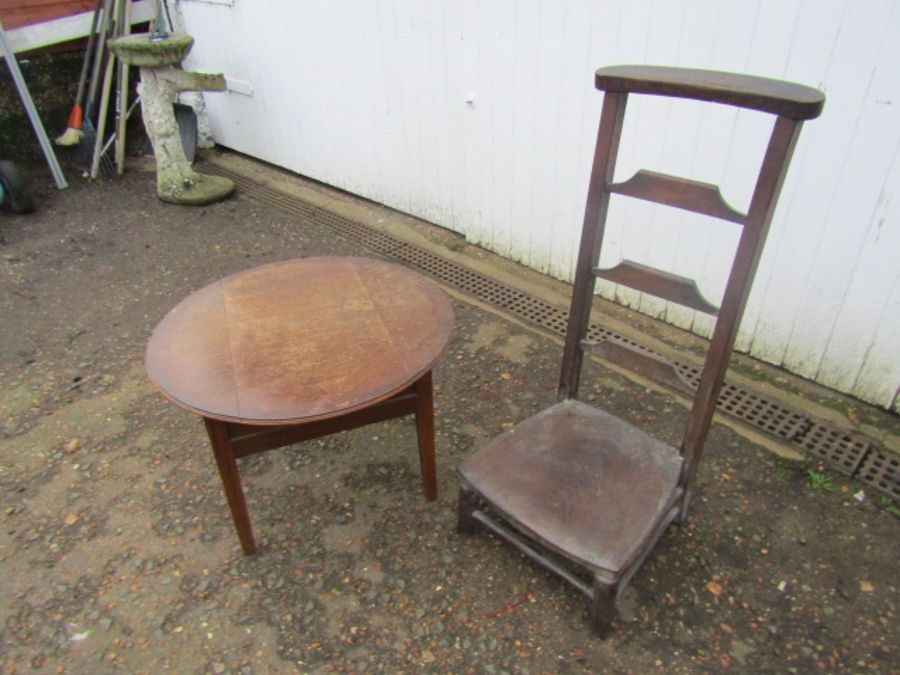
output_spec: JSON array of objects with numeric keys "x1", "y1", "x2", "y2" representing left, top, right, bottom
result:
[{"x1": 459, "y1": 65, "x2": 824, "y2": 634}]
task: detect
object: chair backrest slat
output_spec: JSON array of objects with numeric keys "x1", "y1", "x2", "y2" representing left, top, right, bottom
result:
[
  {"x1": 594, "y1": 260, "x2": 720, "y2": 315},
  {"x1": 607, "y1": 170, "x2": 746, "y2": 224}
]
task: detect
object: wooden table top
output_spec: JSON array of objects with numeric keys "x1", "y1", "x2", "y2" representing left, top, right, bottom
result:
[{"x1": 146, "y1": 257, "x2": 454, "y2": 425}]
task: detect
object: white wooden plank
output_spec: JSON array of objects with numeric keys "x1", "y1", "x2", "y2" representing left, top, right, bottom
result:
[
  {"x1": 594, "y1": 0, "x2": 655, "y2": 313},
  {"x1": 507, "y1": 0, "x2": 540, "y2": 267},
  {"x1": 740, "y1": 0, "x2": 845, "y2": 361},
  {"x1": 558, "y1": 0, "x2": 619, "y2": 283},
  {"x1": 836, "y1": 135, "x2": 900, "y2": 404},
  {"x1": 780, "y1": 0, "x2": 897, "y2": 379},
  {"x1": 546, "y1": 0, "x2": 603, "y2": 280},
  {"x1": 365, "y1": 0, "x2": 401, "y2": 210},
  {"x1": 439, "y1": 1, "x2": 468, "y2": 234},
  {"x1": 425, "y1": 0, "x2": 458, "y2": 227},
  {"x1": 393, "y1": 0, "x2": 431, "y2": 217},
  {"x1": 853, "y1": 274, "x2": 900, "y2": 412},
  {"x1": 521, "y1": 0, "x2": 564, "y2": 275},
  {"x1": 464, "y1": 0, "x2": 495, "y2": 247},
  {"x1": 5, "y1": 1, "x2": 154, "y2": 54},
  {"x1": 711, "y1": 0, "x2": 796, "y2": 350},
  {"x1": 812, "y1": 5, "x2": 900, "y2": 400},
  {"x1": 346, "y1": 1, "x2": 383, "y2": 201},
  {"x1": 660, "y1": 0, "x2": 725, "y2": 333},
  {"x1": 486, "y1": 0, "x2": 517, "y2": 258},
  {"x1": 630, "y1": 0, "x2": 686, "y2": 321},
  {"x1": 376, "y1": 0, "x2": 415, "y2": 215}
]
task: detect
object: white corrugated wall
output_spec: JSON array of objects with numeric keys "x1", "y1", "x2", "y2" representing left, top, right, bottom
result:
[{"x1": 177, "y1": 0, "x2": 900, "y2": 412}]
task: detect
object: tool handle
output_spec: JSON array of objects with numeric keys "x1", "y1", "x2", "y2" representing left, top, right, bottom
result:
[
  {"x1": 86, "y1": 0, "x2": 115, "y2": 117},
  {"x1": 74, "y1": 0, "x2": 104, "y2": 106}
]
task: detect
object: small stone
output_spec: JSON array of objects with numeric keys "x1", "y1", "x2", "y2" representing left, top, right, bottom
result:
[
  {"x1": 730, "y1": 640, "x2": 754, "y2": 666},
  {"x1": 706, "y1": 581, "x2": 724, "y2": 597}
]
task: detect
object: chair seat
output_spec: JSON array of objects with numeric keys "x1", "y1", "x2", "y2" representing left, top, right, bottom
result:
[{"x1": 459, "y1": 399, "x2": 683, "y2": 576}]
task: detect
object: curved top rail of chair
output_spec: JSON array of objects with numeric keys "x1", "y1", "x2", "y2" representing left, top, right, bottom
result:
[{"x1": 595, "y1": 65, "x2": 825, "y2": 120}]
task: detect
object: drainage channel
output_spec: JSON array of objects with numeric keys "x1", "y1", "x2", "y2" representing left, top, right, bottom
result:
[{"x1": 202, "y1": 161, "x2": 899, "y2": 502}]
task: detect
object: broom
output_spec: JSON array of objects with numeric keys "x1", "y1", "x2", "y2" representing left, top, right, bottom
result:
[
  {"x1": 55, "y1": 0, "x2": 103, "y2": 146},
  {"x1": 75, "y1": 0, "x2": 115, "y2": 172}
]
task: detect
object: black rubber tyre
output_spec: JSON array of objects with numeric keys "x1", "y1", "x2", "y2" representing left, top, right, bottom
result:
[
  {"x1": 142, "y1": 103, "x2": 199, "y2": 164},
  {"x1": 173, "y1": 102, "x2": 199, "y2": 164},
  {"x1": 0, "y1": 160, "x2": 36, "y2": 214}
]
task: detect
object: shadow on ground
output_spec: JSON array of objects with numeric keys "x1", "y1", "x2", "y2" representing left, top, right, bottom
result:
[{"x1": 0, "y1": 166, "x2": 897, "y2": 673}]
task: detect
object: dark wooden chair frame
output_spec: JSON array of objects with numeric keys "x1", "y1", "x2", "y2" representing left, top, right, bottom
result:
[{"x1": 458, "y1": 65, "x2": 824, "y2": 634}]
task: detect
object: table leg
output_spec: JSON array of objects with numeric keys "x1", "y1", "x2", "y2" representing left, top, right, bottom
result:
[
  {"x1": 203, "y1": 418, "x2": 257, "y2": 555},
  {"x1": 413, "y1": 370, "x2": 438, "y2": 501}
]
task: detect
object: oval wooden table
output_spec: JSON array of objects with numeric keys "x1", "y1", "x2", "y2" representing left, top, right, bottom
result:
[{"x1": 146, "y1": 256, "x2": 455, "y2": 554}]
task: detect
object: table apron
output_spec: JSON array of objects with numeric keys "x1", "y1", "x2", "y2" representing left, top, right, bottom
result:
[{"x1": 223, "y1": 387, "x2": 420, "y2": 459}]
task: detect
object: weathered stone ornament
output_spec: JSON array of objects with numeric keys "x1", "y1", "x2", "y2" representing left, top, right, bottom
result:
[{"x1": 109, "y1": 33, "x2": 234, "y2": 205}]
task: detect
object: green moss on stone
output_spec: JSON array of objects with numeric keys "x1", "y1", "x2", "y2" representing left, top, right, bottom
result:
[
  {"x1": 157, "y1": 172, "x2": 235, "y2": 206},
  {"x1": 109, "y1": 33, "x2": 194, "y2": 67}
]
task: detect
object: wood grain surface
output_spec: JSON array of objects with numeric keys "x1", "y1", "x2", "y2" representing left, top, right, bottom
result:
[{"x1": 146, "y1": 257, "x2": 454, "y2": 425}]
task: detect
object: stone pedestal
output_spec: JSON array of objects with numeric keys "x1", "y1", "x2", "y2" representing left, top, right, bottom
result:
[{"x1": 109, "y1": 33, "x2": 234, "y2": 205}]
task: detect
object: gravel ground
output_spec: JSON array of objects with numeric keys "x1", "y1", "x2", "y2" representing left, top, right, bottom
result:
[{"x1": 1, "y1": 164, "x2": 897, "y2": 673}]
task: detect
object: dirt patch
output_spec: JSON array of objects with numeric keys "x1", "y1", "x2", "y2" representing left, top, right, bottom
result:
[{"x1": 0, "y1": 164, "x2": 897, "y2": 673}]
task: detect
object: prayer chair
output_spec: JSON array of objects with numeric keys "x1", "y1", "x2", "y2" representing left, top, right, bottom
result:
[{"x1": 458, "y1": 65, "x2": 824, "y2": 634}]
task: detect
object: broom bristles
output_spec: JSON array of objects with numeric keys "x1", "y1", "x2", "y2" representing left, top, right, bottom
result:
[
  {"x1": 55, "y1": 126, "x2": 84, "y2": 146},
  {"x1": 55, "y1": 105, "x2": 85, "y2": 146}
]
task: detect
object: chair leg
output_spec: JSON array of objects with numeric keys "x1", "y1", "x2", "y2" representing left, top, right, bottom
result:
[
  {"x1": 204, "y1": 417, "x2": 257, "y2": 555},
  {"x1": 412, "y1": 370, "x2": 438, "y2": 501},
  {"x1": 591, "y1": 576, "x2": 619, "y2": 636},
  {"x1": 674, "y1": 486, "x2": 693, "y2": 525},
  {"x1": 457, "y1": 482, "x2": 480, "y2": 534}
]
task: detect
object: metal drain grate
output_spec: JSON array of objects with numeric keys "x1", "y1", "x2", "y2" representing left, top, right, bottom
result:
[
  {"x1": 202, "y1": 161, "x2": 899, "y2": 502},
  {"x1": 795, "y1": 426, "x2": 871, "y2": 477},
  {"x1": 857, "y1": 450, "x2": 900, "y2": 500}
]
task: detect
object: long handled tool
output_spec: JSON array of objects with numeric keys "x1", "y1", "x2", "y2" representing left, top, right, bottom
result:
[
  {"x1": 76, "y1": 0, "x2": 114, "y2": 169},
  {"x1": 114, "y1": 0, "x2": 132, "y2": 174},
  {"x1": 90, "y1": 0, "x2": 124, "y2": 178},
  {"x1": 55, "y1": 0, "x2": 103, "y2": 146}
]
